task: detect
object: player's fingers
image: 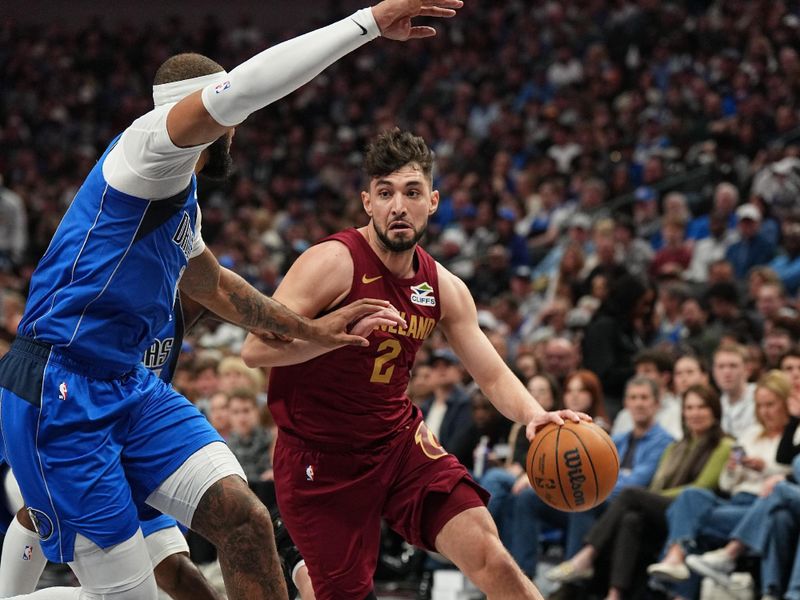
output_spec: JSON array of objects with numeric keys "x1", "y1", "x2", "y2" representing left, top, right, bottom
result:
[
  {"x1": 406, "y1": 26, "x2": 437, "y2": 39},
  {"x1": 418, "y1": 7, "x2": 458, "y2": 17},
  {"x1": 424, "y1": 0, "x2": 463, "y2": 9},
  {"x1": 577, "y1": 411, "x2": 593, "y2": 422},
  {"x1": 340, "y1": 298, "x2": 391, "y2": 320},
  {"x1": 336, "y1": 333, "x2": 372, "y2": 347},
  {"x1": 557, "y1": 409, "x2": 583, "y2": 423}
]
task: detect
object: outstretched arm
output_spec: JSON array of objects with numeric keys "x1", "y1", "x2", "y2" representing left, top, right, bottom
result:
[
  {"x1": 168, "y1": 0, "x2": 463, "y2": 147},
  {"x1": 181, "y1": 246, "x2": 394, "y2": 347},
  {"x1": 241, "y1": 240, "x2": 403, "y2": 368},
  {"x1": 436, "y1": 264, "x2": 588, "y2": 439}
]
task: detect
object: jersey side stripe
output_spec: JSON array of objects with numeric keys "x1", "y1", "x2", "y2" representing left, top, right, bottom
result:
[
  {"x1": 66, "y1": 200, "x2": 151, "y2": 348},
  {"x1": 32, "y1": 184, "x2": 110, "y2": 340}
]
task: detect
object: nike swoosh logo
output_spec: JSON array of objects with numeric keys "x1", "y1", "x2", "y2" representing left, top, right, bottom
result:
[
  {"x1": 362, "y1": 274, "x2": 383, "y2": 284},
  {"x1": 352, "y1": 18, "x2": 368, "y2": 35}
]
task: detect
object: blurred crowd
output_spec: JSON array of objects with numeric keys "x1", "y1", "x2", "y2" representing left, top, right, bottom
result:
[{"x1": 4, "y1": 0, "x2": 800, "y2": 598}]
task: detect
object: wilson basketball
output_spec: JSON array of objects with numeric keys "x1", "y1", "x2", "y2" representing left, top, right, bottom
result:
[{"x1": 526, "y1": 421, "x2": 619, "y2": 512}]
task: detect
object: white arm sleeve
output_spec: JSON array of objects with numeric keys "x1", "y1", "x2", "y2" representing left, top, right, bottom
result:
[
  {"x1": 102, "y1": 105, "x2": 212, "y2": 200},
  {"x1": 202, "y1": 8, "x2": 380, "y2": 127},
  {"x1": 189, "y1": 204, "x2": 207, "y2": 259}
]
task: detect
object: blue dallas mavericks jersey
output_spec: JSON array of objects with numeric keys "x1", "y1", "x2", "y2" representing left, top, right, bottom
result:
[
  {"x1": 18, "y1": 136, "x2": 198, "y2": 374},
  {"x1": 143, "y1": 295, "x2": 185, "y2": 384}
]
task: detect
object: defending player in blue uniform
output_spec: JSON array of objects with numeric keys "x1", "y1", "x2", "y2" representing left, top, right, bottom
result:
[{"x1": 0, "y1": 1, "x2": 462, "y2": 598}]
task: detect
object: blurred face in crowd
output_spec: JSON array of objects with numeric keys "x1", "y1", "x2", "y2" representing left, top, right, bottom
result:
[
  {"x1": 527, "y1": 375, "x2": 556, "y2": 411},
  {"x1": 713, "y1": 350, "x2": 747, "y2": 394},
  {"x1": 409, "y1": 364, "x2": 435, "y2": 402},
  {"x1": 431, "y1": 359, "x2": 462, "y2": 389},
  {"x1": 194, "y1": 366, "x2": 219, "y2": 399},
  {"x1": 683, "y1": 391, "x2": 716, "y2": 438},
  {"x1": 563, "y1": 376, "x2": 593, "y2": 413},
  {"x1": 471, "y1": 393, "x2": 498, "y2": 430},
  {"x1": 781, "y1": 355, "x2": 800, "y2": 393},
  {"x1": 208, "y1": 392, "x2": 230, "y2": 435},
  {"x1": 737, "y1": 216, "x2": 760, "y2": 240},
  {"x1": 543, "y1": 339, "x2": 577, "y2": 378},
  {"x1": 219, "y1": 368, "x2": 256, "y2": 395},
  {"x1": 515, "y1": 353, "x2": 539, "y2": 381},
  {"x1": 673, "y1": 356, "x2": 708, "y2": 396},
  {"x1": 625, "y1": 382, "x2": 659, "y2": 429},
  {"x1": 363, "y1": 163, "x2": 439, "y2": 253},
  {"x1": 764, "y1": 332, "x2": 792, "y2": 367},
  {"x1": 756, "y1": 284, "x2": 783, "y2": 319},
  {"x1": 636, "y1": 360, "x2": 668, "y2": 391},
  {"x1": 228, "y1": 396, "x2": 260, "y2": 437},
  {"x1": 755, "y1": 386, "x2": 789, "y2": 434}
]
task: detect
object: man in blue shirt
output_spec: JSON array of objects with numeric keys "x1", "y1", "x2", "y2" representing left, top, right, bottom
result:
[{"x1": 0, "y1": 2, "x2": 460, "y2": 599}]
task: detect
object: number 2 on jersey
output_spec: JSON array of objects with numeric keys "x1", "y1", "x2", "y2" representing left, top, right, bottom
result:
[{"x1": 370, "y1": 339, "x2": 401, "y2": 383}]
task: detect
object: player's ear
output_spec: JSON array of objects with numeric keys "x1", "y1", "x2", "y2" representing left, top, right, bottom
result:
[
  {"x1": 428, "y1": 189, "x2": 439, "y2": 216},
  {"x1": 361, "y1": 190, "x2": 372, "y2": 216}
]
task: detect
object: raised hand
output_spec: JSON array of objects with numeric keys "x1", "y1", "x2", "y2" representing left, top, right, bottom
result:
[
  {"x1": 372, "y1": 0, "x2": 464, "y2": 41},
  {"x1": 350, "y1": 305, "x2": 407, "y2": 340}
]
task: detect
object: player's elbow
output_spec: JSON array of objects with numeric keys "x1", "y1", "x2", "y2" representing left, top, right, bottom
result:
[{"x1": 241, "y1": 336, "x2": 265, "y2": 368}]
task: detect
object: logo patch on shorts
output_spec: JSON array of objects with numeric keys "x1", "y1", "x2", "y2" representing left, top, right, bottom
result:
[
  {"x1": 58, "y1": 382, "x2": 67, "y2": 401},
  {"x1": 27, "y1": 508, "x2": 54, "y2": 541},
  {"x1": 305, "y1": 465, "x2": 314, "y2": 481},
  {"x1": 22, "y1": 545, "x2": 32, "y2": 560}
]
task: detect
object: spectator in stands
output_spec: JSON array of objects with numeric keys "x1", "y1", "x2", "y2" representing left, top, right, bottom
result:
[
  {"x1": 613, "y1": 214, "x2": 653, "y2": 279},
  {"x1": 0, "y1": 175, "x2": 27, "y2": 269},
  {"x1": 632, "y1": 186, "x2": 661, "y2": 245},
  {"x1": 227, "y1": 389, "x2": 274, "y2": 482},
  {"x1": 769, "y1": 218, "x2": 800, "y2": 296},
  {"x1": 546, "y1": 384, "x2": 732, "y2": 600},
  {"x1": 613, "y1": 350, "x2": 683, "y2": 440},
  {"x1": 450, "y1": 389, "x2": 513, "y2": 476},
  {"x1": 648, "y1": 371, "x2": 792, "y2": 592},
  {"x1": 764, "y1": 327, "x2": 794, "y2": 370},
  {"x1": 726, "y1": 203, "x2": 777, "y2": 279},
  {"x1": 687, "y1": 182, "x2": 739, "y2": 241},
  {"x1": 655, "y1": 282, "x2": 689, "y2": 347},
  {"x1": 192, "y1": 354, "x2": 221, "y2": 415},
  {"x1": 706, "y1": 281, "x2": 762, "y2": 343},
  {"x1": 579, "y1": 218, "x2": 628, "y2": 297},
  {"x1": 650, "y1": 217, "x2": 692, "y2": 279},
  {"x1": 685, "y1": 210, "x2": 740, "y2": 283},
  {"x1": 218, "y1": 356, "x2": 266, "y2": 405},
  {"x1": 679, "y1": 296, "x2": 722, "y2": 362},
  {"x1": 420, "y1": 349, "x2": 471, "y2": 451},
  {"x1": 582, "y1": 274, "x2": 655, "y2": 415},
  {"x1": 541, "y1": 337, "x2": 580, "y2": 389},
  {"x1": 207, "y1": 391, "x2": 231, "y2": 440},
  {"x1": 672, "y1": 354, "x2": 711, "y2": 397},
  {"x1": 713, "y1": 342, "x2": 758, "y2": 438}
]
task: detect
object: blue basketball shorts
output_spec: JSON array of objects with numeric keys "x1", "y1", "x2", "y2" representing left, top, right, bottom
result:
[{"x1": 0, "y1": 338, "x2": 221, "y2": 563}]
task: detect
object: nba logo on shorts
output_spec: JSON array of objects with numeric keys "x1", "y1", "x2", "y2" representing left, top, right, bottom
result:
[
  {"x1": 58, "y1": 382, "x2": 67, "y2": 401},
  {"x1": 22, "y1": 545, "x2": 32, "y2": 561},
  {"x1": 305, "y1": 465, "x2": 314, "y2": 481},
  {"x1": 214, "y1": 80, "x2": 231, "y2": 94}
]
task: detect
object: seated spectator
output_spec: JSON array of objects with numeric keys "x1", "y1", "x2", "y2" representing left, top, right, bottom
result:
[
  {"x1": 450, "y1": 389, "x2": 513, "y2": 476},
  {"x1": 227, "y1": 389, "x2": 274, "y2": 482},
  {"x1": 764, "y1": 326, "x2": 794, "y2": 370},
  {"x1": 545, "y1": 384, "x2": 732, "y2": 600},
  {"x1": 191, "y1": 353, "x2": 221, "y2": 415},
  {"x1": 507, "y1": 375, "x2": 673, "y2": 578},
  {"x1": 613, "y1": 214, "x2": 653, "y2": 279},
  {"x1": 482, "y1": 373, "x2": 560, "y2": 545},
  {"x1": 769, "y1": 218, "x2": 800, "y2": 296},
  {"x1": 713, "y1": 342, "x2": 757, "y2": 438},
  {"x1": 672, "y1": 354, "x2": 711, "y2": 398},
  {"x1": 613, "y1": 350, "x2": 683, "y2": 440},
  {"x1": 685, "y1": 210, "x2": 740, "y2": 283},
  {"x1": 207, "y1": 391, "x2": 231, "y2": 440},
  {"x1": 420, "y1": 349, "x2": 471, "y2": 450},
  {"x1": 706, "y1": 281, "x2": 762, "y2": 344},
  {"x1": 541, "y1": 337, "x2": 580, "y2": 389},
  {"x1": 582, "y1": 274, "x2": 656, "y2": 415},
  {"x1": 679, "y1": 296, "x2": 722, "y2": 362},
  {"x1": 725, "y1": 203, "x2": 777, "y2": 279},
  {"x1": 647, "y1": 371, "x2": 792, "y2": 588},
  {"x1": 654, "y1": 282, "x2": 690, "y2": 347},
  {"x1": 687, "y1": 182, "x2": 739, "y2": 241},
  {"x1": 650, "y1": 217, "x2": 692, "y2": 279},
  {"x1": 218, "y1": 355, "x2": 266, "y2": 405}
]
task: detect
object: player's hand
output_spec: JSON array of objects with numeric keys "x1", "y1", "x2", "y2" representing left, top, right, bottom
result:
[
  {"x1": 349, "y1": 305, "x2": 406, "y2": 339},
  {"x1": 310, "y1": 298, "x2": 405, "y2": 347},
  {"x1": 525, "y1": 409, "x2": 592, "y2": 442},
  {"x1": 372, "y1": 0, "x2": 464, "y2": 41}
]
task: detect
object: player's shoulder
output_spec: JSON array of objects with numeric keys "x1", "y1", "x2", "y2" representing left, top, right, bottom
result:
[
  {"x1": 434, "y1": 261, "x2": 468, "y2": 295},
  {"x1": 288, "y1": 239, "x2": 354, "y2": 280},
  {"x1": 434, "y1": 261, "x2": 473, "y2": 320}
]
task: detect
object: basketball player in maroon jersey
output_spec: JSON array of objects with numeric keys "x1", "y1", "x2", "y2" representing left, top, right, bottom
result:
[{"x1": 242, "y1": 130, "x2": 588, "y2": 600}]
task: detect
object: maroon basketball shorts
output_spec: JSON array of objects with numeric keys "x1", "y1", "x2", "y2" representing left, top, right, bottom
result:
[{"x1": 273, "y1": 418, "x2": 489, "y2": 600}]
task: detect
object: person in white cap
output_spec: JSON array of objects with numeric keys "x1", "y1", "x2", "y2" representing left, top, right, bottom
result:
[
  {"x1": 725, "y1": 203, "x2": 777, "y2": 278},
  {"x1": 0, "y1": 2, "x2": 460, "y2": 600}
]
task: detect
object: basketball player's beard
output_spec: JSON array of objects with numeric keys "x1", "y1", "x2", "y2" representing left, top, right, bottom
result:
[
  {"x1": 201, "y1": 134, "x2": 234, "y2": 181},
  {"x1": 373, "y1": 220, "x2": 426, "y2": 252}
]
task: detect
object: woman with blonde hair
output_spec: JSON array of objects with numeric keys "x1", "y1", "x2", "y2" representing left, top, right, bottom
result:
[{"x1": 648, "y1": 370, "x2": 792, "y2": 595}]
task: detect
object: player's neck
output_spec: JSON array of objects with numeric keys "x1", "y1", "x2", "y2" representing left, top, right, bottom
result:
[{"x1": 360, "y1": 226, "x2": 417, "y2": 279}]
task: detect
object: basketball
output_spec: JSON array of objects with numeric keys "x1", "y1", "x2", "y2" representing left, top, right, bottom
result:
[{"x1": 526, "y1": 421, "x2": 619, "y2": 512}]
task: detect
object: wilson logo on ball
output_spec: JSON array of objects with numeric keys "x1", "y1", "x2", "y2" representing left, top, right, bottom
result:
[{"x1": 563, "y1": 448, "x2": 586, "y2": 507}]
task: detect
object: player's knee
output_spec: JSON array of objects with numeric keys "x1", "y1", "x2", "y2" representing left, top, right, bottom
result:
[{"x1": 194, "y1": 476, "x2": 272, "y2": 548}]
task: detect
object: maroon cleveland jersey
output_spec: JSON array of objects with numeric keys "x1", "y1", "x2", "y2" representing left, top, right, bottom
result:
[{"x1": 268, "y1": 228, "x2": 441, "y2": 447}]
